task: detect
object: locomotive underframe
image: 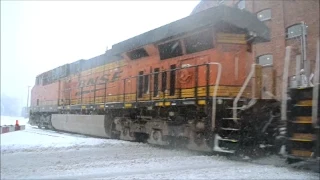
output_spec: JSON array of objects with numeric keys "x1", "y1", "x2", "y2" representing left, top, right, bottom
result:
[{"x1": 29, "y1": 97, "x2": 281, "y2": 154}]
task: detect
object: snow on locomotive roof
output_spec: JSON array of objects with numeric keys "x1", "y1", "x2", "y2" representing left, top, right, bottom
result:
[{"x1": 110, "y1": 5, "x2": 270, "y2": 56}]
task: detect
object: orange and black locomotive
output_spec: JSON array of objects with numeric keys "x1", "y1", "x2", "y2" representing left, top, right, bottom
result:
[{"x1": 29, "y1": 5, "x2": 319, "y2": 161}]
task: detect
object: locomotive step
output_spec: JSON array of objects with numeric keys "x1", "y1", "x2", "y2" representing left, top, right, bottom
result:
[
  {"x1": 290, "y1": 149, "x2": 314, "y2": 158},
  {"x1": 292, "y1": 116, "x2": 312, "y2": 124},
  {"x1": 226, "y1": 107, "x2": 245, "y2": 110},
  {"x1": 295, "y1": 100, "x2": 313, "y2": 107},
  {"x1": 288, "y1": 121, "x2": 313, "y2": 135},
  {"x1": 289, "y1": 106, "x2": 313, "y2": 117},
  {"x1": 289, "y1": 86, "x2": 319, "y2": 101},
  {"x1": 214, "y1": 134, "x2": 238, "y2": 153},
  {"x1": 289, "y1": 138, "x2": 314, "y2": 142},
  {"x1": 290, "y1": 138, "x2": 313, "y2": 142},
  {"x1": 289, "y1": 133, "x2": 314, "y2": 142},
  {"x1": 220, "y1": 127, "x2": 240, "y2": 131},
  {"x1": 222, "y1": 117, "x2": 241, "y2": 120},
  {"x1": 292, "y1": 121, "x2": 313, "y2": 124},
  {"x1": 219, "y1": 138, "x2": 238, "y2": 142}
]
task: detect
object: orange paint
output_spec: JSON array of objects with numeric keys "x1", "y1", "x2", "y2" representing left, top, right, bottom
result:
[{"x1": 31, "y1": 30, "x2": 252, "y2": 106}]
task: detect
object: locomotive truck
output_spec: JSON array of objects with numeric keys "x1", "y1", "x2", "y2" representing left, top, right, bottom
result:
[{"x1": 29, "y1": 5, "x2": 319, "y2": 162}]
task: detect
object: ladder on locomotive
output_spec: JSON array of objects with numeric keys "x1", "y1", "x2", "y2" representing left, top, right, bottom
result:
[
  {"x1": 214, "y1": 64, "x2": 260, "y2": 153},
  {"x1": 283, "y1": 40, "x2": 320, "y2": 162},
  {"x1": 213, "y1": 100, "x2": 246, "y2": 153}
]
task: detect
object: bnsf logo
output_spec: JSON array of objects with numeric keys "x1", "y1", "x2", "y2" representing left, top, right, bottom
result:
[
  {"x1": 73, "y1": 70, "x2": 123, "y2": 96},
  {"x1": 78, "y1": 70, "x2": 123, "y2": 88}
]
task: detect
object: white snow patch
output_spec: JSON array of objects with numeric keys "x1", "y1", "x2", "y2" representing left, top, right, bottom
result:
[
  {"x1": 1, "y1": 116, "x2": 135, "y2": 153},
  {"x1": 39, "y1": 155, "x2": 319, "y2": 180},
  {"x1": 1, "y1": 116, "x2": 318, "y2": 180},
  {"x1": 1, "y1": 130, "x2": 106, "y2": 153}
]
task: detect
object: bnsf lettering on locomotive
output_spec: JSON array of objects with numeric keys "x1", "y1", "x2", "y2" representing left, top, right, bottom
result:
[
  {"x1": 77, "y1": 72, "x2": 122, "y2": 88},
  {"x1": 86, "y1": 77, "x2": 100, "y2": 86},
  {"x1": 78, "y1": 80, "x2": 86, "y2": 88},
  {"x1": 111, "y1": 70, "x2": 123, "y2": 82},
  {"x1": 99, "y1": 74, "x2": 110, "y2": 84},
  {"x1": 75, "y1": 72, "x2": 122, "y2": 95}
]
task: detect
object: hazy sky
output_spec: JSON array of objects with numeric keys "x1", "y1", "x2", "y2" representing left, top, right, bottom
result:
[{"x1": 1, "y1": 0, "x2": 199, "y2": 106}]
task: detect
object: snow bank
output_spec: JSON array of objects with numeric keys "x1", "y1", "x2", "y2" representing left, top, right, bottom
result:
[
  {"x1": 0, "y1": 116, "x2": 28, "y2": 126},
  {"x1": 1, "y1": 115, "x2": 136, "y2": 153},
  {"x1": 2, "y1": 130, "x2": 102, "y2": 153},
  {"x1": 1, "y1": 117, "x2": 318, "y2": 180}
]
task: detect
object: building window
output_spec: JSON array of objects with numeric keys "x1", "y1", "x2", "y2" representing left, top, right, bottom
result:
[
  {"x1": 257, "y1": 54, "x2": 273, "y2": 66},
  {"x1": 257, "y1": 9, "x2": 271, "y2": 21},
  {"x1": 286, "y1": 24, "x2": 302, "y2": 39},
  {"x1": 237, "y1": 0, "x2": 245, "y2": 10}
]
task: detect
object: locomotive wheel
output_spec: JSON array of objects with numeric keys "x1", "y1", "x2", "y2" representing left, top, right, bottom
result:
[
  {"x1": 110, "y1": 123, "x2": 120, "y2": 139},
  {"x1": 43, "y1": 115, "x2": 51, "y2": 129},
  {"x1": 38, "y1": 115, "x2": 45, "y2": 129},
  {"x1": 123, "y1": 128, "x2": 129, "y2": 136},
  {"x1": 194, "y1": 132, "x2": 204, "y2": 146},
  {"x1": 47, "y1": 115, "x2": 54, "y2": 130},
  {"x1": 44, "y1": 117, "x2": 49, "y2": 129},
  {"x1": 152, "y1": 130, "x2": 161, "y2": 141},
  {"x1": 122, "y1": 127, "x2": 134, "y2": 137}
]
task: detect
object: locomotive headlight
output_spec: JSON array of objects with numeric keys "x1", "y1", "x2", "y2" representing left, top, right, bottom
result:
[{"x1": 217, "y1": 98, "x2": 223, "y2": 104}]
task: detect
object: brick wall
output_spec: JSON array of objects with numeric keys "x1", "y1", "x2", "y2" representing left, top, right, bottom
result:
[{"x1": 191, "y1": 0, "x2": 319, "y2": 99}]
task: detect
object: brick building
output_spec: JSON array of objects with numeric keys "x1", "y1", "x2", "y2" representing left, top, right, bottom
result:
[{"x1": 191, "y1": 0, "x2": 319, "y2": 99}]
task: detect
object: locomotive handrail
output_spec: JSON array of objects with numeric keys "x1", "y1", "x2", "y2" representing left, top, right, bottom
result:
[
  {"x1": 281, "y1": 46, "x2": 292, "y2": 121},
  {"x1": 207, "y1": 62, "x2": 222, "y2": 131},
  {"x1": 123, "y1": 64, "x2": 209, "y2": 80},
  {"x1": 233, "y1": 63, "x2": 259, "y2": 121},
  {"x1": 122, "y1": 62, "x2": 217, "y2": 103},
  {"x1": 312, "y1": 40, "x2": 319, "y2": 127}
]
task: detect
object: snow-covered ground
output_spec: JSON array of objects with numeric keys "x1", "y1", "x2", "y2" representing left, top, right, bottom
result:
[{"x1": 1, "y1": 116, "x2": 319, "y2": 179}]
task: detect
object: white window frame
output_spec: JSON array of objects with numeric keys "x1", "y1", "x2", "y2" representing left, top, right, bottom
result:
[
  {"x1": 257, "y1": 9, "x2": 272, "y2": 21},
  {"x1": 257, "y1": 54, "x2": 273, "y2": 66},
  {"x1": 286, "y1": 24, "x2": 302, "y2": 39}
]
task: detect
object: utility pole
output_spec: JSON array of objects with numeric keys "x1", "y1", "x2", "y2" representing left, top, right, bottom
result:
[
  {"x1": 301, "y1": 21, "x2": 309, "y2": 86},
  {"x1": 26, "y1": 86, "x2": 31, "y2": 116}
]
